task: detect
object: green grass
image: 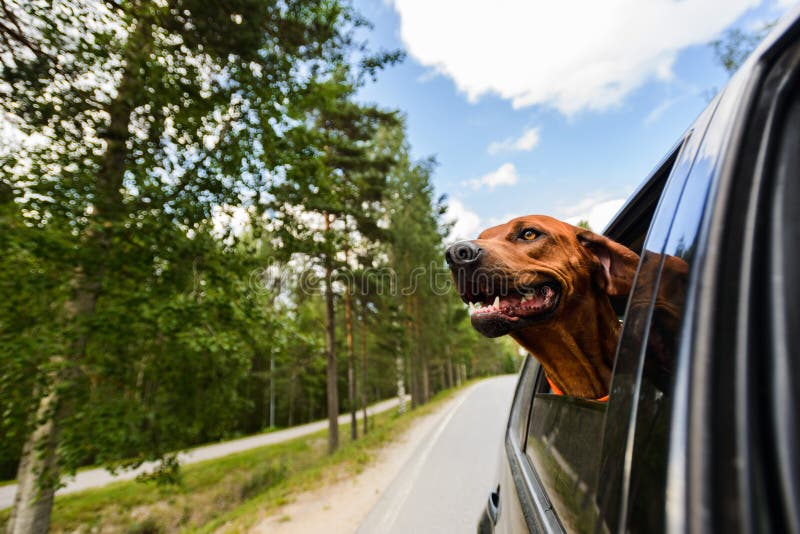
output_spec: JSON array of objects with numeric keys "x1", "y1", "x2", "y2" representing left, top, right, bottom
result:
[{"x1": 1, "y1": 383, "x2": 473, "y2": 533}]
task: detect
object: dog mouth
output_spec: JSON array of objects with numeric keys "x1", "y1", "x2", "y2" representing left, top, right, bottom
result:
[{"x1": 459, "y1": 280, "x2": 561, "y2": 337}]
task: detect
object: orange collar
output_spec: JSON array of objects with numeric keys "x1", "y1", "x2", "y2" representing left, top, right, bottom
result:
[{"x1": 546, "y1": 376, "x2": 609, "y2": 403}]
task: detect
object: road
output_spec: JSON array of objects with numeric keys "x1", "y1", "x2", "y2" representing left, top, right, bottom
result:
[
  {"x1": 357, "y1": 375, "x2": 517, "y2": 534},
  {"x1": 0, "y1": 395, "x2": 408, "y2": 510}
]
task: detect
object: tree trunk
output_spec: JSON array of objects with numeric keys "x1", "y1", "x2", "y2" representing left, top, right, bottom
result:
[
  {"x1": 6, "y1": 386, "x2": 59, "y2": 534},
  {"x1": 413, "y1": 296, "x2": 428, "y2": 404},
  {"x1": 360, "y1": 306, "x2": 368, "y2": 435},
  {"x1": 396, "y1": 354, "x2": 407, "y2": 414},
  {"x1": 422, "y1": 363, "x2": 430, "y2": 404},
  {"x1": 288, "y1": 369, "x2": 295, "y2": 428},
  {"x1": 9, "y1": 265, "x2": 100, "y2": 534},
  {"x1": 406, "y1": 298, "x2": 419, "y2": 409},
  {"x1": 344, "y1": 273, "x2": 356, "y2": 442},
  {"x1": 8, "y1": 18, "x2": 151, "y2": 530},
  {"x1": 324, "y1": 269, "x2": 339, "y2": 453},
  {"x1": 269, "y1": 349, "x2": 275, "y2": 429},
  {"x1": 447, "y1": 355, "x2": 454, "y2": 389},
  {"x1": 323, "y1": 214, "x2": 339, "y2": 454}
]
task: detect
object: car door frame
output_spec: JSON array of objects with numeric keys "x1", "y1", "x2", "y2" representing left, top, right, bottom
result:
[{"x1": 666, "y1": 13, "x2": 800, "y2": 534}]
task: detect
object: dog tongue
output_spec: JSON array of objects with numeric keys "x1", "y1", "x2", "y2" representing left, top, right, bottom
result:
[
  {"x1": 501, "y1": 294, "x2": 522, "y2": 307},
  {"x1": 502, "y1": 286, "x2": 554, "y2": 314}
]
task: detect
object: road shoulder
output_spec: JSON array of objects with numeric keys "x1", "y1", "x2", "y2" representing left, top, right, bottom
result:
[{"x1": 248, "y1": 386, "x2": 475, "y2": 534}]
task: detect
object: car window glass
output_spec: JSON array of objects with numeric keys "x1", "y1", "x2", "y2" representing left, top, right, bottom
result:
[
  {"x1": 620, "y1": 114, "x2": 723, "y2": 530},
  {"x1": 510, "y1": 355, "x2": 539, "y2": 445},
  {"x1": 593, "y1": 96, "x2": 721, "y2": 533},
  {"x1": 525, "y1": 386, "x2": 607, "y2": 532}
]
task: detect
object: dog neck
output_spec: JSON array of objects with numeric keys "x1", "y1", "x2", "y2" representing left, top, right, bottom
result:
[{"x1": 510, "y1": 291, "x2": 620, "y2": 399}]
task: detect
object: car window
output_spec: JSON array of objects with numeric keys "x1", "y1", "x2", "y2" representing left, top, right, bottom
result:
[
  {"x1": 522, "y1": 138, "x2": 687, "y2": 533},
  {"x1": 525, "y1": 375, "x2": 607, "y2": 532},
  {"x1": 597, "y1": 91, "x2": 726, "y2": 533},
  {"x1": 509, "y1": 355, "x2": 540, "y2": 445},
  {"x1": 621, "y1": 160, "x2": 712, "y2": 530},
  {"x1": 590, "y1": 91, "x2": 724, "y2": 533}
]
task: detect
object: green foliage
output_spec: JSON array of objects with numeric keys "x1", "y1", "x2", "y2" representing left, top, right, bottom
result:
[
  {"x1": 0, "y1": 2, "x2": 515, "y2": 525},
  {"x1": 124, "y1": 517, "x2": 163, "y2": 534},
  {"x1": 134, "y1": 455, "x2": 182, "y2": 487},
  {"x1": 239, "y1": 460, "x2": 287, "y2": 500}
]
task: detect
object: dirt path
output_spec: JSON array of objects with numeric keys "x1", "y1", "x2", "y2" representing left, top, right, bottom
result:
[{"x1": 250, "y1": 386, "x2": 475, "y2": 534}]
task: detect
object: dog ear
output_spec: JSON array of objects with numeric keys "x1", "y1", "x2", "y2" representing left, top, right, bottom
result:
[{"x1": 577, "y1": 231, "x2": 640, "y2": 297}]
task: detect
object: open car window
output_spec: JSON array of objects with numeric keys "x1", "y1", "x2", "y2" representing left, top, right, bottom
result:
[
  {"x1": 521, "y1": 135, "x2": 689, "y2": 532},
  {"x1": 595, "y1": 88, "x2": 726, "y2": 533}
]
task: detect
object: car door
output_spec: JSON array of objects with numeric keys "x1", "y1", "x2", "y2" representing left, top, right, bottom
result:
[{"x1": 665, "y1": 14, "x2": 800, "y2": 534}]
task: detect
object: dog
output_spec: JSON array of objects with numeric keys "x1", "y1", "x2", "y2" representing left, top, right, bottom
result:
[{"x1": 445, "y1": 215, "x2": 639, "y2": 400}]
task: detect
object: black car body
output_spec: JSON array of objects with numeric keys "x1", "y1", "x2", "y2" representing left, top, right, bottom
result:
[{"x1": 479, "y1": 8, "x2": 800, "y2": 534}]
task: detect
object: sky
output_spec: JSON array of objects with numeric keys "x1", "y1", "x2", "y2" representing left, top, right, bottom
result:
[{"x1": 352, "y1": 0, "x2": 797, "y2": 240}]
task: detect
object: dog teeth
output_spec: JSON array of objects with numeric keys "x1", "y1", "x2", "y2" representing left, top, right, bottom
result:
[
  {"x1": 493, "y1": 296, "x2": 500, "y2": 308},
  {"x1": 521, "y1": 293, "x2": 533, "y2": 302}
]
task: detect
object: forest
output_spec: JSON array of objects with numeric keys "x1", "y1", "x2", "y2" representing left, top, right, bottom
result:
[{"x1": 0, "y1": 0, "x2": 518, "y2": 530}]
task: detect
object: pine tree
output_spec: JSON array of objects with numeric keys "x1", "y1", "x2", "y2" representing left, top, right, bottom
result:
[
  {"x1": 0, "y1": 0, "x2": 362, "y2": 529},
  {"x1": 269, "y1": 71, "x2": 398, "y2": 452}
]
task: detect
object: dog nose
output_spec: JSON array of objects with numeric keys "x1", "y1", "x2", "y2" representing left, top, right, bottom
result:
[{"x1": 446, "y1": 241, "x2": 483, "y2": 267}]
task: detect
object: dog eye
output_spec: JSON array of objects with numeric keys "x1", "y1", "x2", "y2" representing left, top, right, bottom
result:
[{"x1": 519, "y1": 228, "x2": 537, "y2": 241}]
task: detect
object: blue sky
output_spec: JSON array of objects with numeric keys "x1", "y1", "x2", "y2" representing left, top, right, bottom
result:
[{"x1": 352, "y1": 0, "x2": 796, "y2": 239}]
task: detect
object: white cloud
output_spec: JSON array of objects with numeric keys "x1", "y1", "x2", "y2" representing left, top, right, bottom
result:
[
  {"x1": 644, "y1": 95, "x2": 684, "y2": 125},
  {"x1": 563, "y1": 197, "x2": 627, "y2": 233},
  {"x1": 464, "y1": 162, "x2": 520, "y2": 191},
  {"x1": 445, "y1": 198, "x2": 482, "y2": 242},
  {"x1": 488, "y1": 127, "x2": 540, "y2": 154},
  {"x1": 390, "y1": 0, "x2": 760, "y2": 114}
]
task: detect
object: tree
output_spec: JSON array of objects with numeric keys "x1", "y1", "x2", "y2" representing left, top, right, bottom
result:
[
  {"x1": 0, "y1": 0, "x2": 519, "y2": 529},
  {"x1": 1, "y1": 0, "x2": 363, "y2": 530},
  {"x1": 269, "y1": 71, "x2": 399, "y2": 452},
  {"x1": 378, "y1": 120, "x2": 449, "y2": 407}
]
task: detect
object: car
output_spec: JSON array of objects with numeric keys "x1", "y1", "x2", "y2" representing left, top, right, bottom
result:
[{"x1": 478, "y1": 7, "x2": 800, "y2": 534}]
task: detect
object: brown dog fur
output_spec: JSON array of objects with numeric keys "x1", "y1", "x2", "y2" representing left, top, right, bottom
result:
[{"x1": 449, "y1": 215, "x2": 639, "y2": 399}]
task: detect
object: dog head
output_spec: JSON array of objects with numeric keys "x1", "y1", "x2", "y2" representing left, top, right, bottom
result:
[{"x1": 445, "y1": 215, "x2": 639, "y2": 338}]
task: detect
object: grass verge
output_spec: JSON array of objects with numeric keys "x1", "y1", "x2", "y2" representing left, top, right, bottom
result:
[{"x1": 1, "y1": 383, "x2": 473, "y2": 533}]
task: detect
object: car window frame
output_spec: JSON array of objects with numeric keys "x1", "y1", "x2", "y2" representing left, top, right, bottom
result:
[
  {"x1": 504, "y1": 355, "x2": 563, "y2": 533},
  {"x1": 766, "y1": 77, "x2": 800, "y2": 534},
  {"x1": 667, "y1": 24, "x2": 800, "y2": 534}
]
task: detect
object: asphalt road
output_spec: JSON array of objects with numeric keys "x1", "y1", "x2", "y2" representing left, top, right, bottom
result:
[
  {"x1": 0, "y1": 395, "x2": 408, "y2": 510},
  {"x1": 357, "y1": 375, "x2": 518, "y2": 534}
]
